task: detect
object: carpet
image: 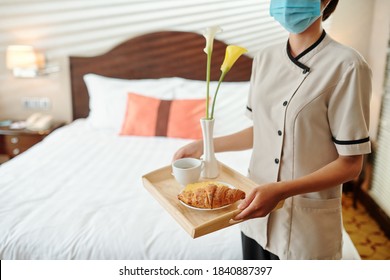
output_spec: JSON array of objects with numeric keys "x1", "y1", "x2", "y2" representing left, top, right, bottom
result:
[{"x1": 342, "y1": 193, "x2": 390, "y2": 260}]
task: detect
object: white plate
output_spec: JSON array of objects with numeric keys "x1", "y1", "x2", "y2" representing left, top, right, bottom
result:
[{"x1": 178, "y1": 181, "x2": 237, "y2": 211}]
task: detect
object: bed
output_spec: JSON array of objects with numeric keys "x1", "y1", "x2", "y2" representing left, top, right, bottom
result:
[{"x1": 0, "y1": 31, "x2": 360, "y2": 259}]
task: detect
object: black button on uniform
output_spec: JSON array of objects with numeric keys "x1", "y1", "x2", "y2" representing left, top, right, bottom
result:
[
  {"x1": 283, "y1": 101, "x2": 288, "y2": 106},
  {"x1": 275, "y1": 158, "x2": 279, "y2": 164},
  {"x1": 278, "y1": 130, "x2": 282, "y2": 136}
]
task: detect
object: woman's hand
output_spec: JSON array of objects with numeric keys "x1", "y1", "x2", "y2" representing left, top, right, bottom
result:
[
  {"x1": 172, "y1": 140, "x2": 203, "y2": 162},
  {"x1": 233, "y1": 155, "x2": 364, "y2": 221},
  {"x1": 234, "y1": 182, "x2": 284, "y2": 221},
  {"x1": 173, "y1": 127, "x2": 254, "y2": 162}
]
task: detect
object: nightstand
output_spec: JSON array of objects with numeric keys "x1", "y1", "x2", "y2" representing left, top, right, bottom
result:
[{"x1": 0, "y1": 122, "x2": 65, "y2": 159}]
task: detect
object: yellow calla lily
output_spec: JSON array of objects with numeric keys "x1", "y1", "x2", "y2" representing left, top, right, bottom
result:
[
  {"x1": 202, "y1": 26, "x2": 247, "y2": 120},
  {"x1": 210, "y1": 45, "x2": 247, "y2": 119},
  {"x1": 220, "y1": 45, "x2": 248, "y2": 73}
]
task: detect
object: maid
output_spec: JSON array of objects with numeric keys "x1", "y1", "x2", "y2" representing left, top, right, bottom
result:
[{"x1": 173, "y1": 0, "x2": 371, "y2": 259}]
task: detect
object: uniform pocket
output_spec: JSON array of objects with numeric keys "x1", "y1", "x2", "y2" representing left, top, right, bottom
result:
[
  {"x1": 293, "y1": 196, "x2": 341, "y2": 210},
  {"x1": 289, "y1": 196, "x2": 342, "y2": 259}
]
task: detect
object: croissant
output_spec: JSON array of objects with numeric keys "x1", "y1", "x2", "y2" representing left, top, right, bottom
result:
[{"x1": 178, "y1": 181, "x2": 245, "y2": 209}]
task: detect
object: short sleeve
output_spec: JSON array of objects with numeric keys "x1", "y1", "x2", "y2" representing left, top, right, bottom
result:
[{"x1": 328, "y1": 61, "x2": 372, "y2": 156}]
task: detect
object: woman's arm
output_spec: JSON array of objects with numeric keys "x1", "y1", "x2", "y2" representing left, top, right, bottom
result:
[
  {"x1": 173, "y1": 126, "x2": 253, "y2": 161},
  {"x1": 234, "y1": 154, "x2": 363, "y2": 220},
  {"x1": 214, "y1": 126, "x2": 253, "y2": 153}
]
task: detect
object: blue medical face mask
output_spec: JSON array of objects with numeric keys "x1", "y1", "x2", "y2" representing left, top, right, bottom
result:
[{"x1": 270, "y1": 0, "x2": 322, "y2": 34}]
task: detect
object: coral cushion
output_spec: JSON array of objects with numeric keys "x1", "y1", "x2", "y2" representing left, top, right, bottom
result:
[{"x1": 120, "y1": 93, "x2": 205, "y2": 139}]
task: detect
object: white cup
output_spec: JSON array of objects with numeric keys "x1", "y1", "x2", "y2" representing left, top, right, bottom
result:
[{"x1": 172, "y1": 158, "x2": 203, "y2": 187}]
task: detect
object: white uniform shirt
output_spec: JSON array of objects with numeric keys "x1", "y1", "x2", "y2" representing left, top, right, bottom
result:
[{"x1": 241, "y1": 32, "x2": 372, "y2": 260}]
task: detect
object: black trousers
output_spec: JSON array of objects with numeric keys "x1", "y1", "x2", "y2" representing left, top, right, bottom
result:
[{"x1": 241, "y1": 232, "x2": 280, "y2": 260}]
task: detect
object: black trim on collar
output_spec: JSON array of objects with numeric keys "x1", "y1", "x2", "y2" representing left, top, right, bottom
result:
[
  {"x1": 332, "y1": 137, "x2": 370, "y2": 145},
  {"x1": 286, "y1": 30, "x2": 327, "y2": 74},
  {"x1": 295, "y1": 30, "x2": 326, "y2": 60},
  {"x1": 287, "y1": 49, "x2": 311, "y2": 73}
]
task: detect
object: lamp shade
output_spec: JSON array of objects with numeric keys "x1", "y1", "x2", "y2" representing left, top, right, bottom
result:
[{"x1": 6, "y1": 45, "x2": 45, "y2": 69}]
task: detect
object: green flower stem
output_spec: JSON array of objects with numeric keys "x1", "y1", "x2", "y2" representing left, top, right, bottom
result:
[
  {"x1": 205, "y1": 52, "x2": 212, "y2": 120},
  {"x1": 210, "y1": 71, "x2": 227, "y2": 119}
]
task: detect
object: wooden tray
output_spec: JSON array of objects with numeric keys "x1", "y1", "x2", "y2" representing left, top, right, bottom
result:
[{"x1": 142, "y1": 162, "x2": 284, "y2": 238}]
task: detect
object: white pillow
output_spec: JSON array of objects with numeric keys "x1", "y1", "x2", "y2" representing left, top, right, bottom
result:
[
  {"x1": 171, "y1": 78, "x2": 252, "y2": 136},
  {"x1": 83, "y1": 74, "x2": 252, "y2": 136},
  {"x1": 83, "y1": 74, "x2": 182, "y2": 132}
]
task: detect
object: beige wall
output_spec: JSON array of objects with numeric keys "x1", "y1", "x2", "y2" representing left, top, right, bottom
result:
[
  {"x1": 327, "y1": 0, "x2": 390, "y2": 140},
  {"x1": 0, "y1": 58, "x2": 72, "y2": 123},
  {"x1": 0, "y1": 0, "x2": 389, "y2": 134},
  {"x1": 0, "y1": 0, "x2": 287, "y2": 124},
  {"x1": 368, "y1": 0, "x2": 390, "y2": 139}
]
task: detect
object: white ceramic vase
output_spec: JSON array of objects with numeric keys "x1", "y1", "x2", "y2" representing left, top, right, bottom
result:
[{"x1": 200, "y1": 118, "x2": 219, "y2": 178}]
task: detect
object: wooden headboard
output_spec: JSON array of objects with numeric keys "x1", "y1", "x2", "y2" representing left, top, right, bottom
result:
[{"x1": 69, "y1": 31, "x2": 253, "y2": 120}]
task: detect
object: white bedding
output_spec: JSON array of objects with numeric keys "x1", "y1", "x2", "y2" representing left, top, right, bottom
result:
[{"x1": 0, "y1": 120, "x2": 360, "y2": 259}]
